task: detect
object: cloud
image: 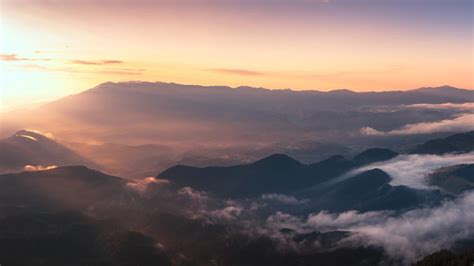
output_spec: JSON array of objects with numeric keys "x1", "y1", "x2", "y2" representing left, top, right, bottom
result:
[
  {"x1": 262, "y1": 193, "x2": 308, "y2": 205},
  {"x1": 360, "y1": 113, "x2": 474, "y2": 136},
  {"x1": 24, "y1": 165, "x2": 58, "y2": 172},
  {"x1": 70, "y1": 59, "x2": 124, "y2": 65},
  {"x1": 264, "y1": 191, "x2": 474, "y2": 263},
  {"x1": 126, "y1": 177, "x2": 170, "y2": 193},
  {"x1": 331, "y1": 152, "x2": 474, "y2": 190},
  {"x1": 21, "y1": 64, "x2": 143, "y2": 76},
  {"x1": 0, "y1": 53, "x2": 50, "y2": 62},
  {"x1": 346, "y1": 191, "x2": 474, "y2": 263},
  {"x1": 207, "y1": 68, "x2": 264, "y2": 76},
  {"x1": 266, "y1": 211, "x2": 307, "y2": 232},
  {"x1": 306, "y1": 210, "x2": 391, "y2": 231},
  {"x1": 178, "y1": 186, "x2": 209, "y2": 202},
  {"x1": 207, "y1": 206, "x2": 243, "y2": 222},
  {"x1": 406, "y1": 102, "x2": 474, "y2": 111},
  {"x1": 261, "y1": 152, "x2": 474, "y2": 262}
]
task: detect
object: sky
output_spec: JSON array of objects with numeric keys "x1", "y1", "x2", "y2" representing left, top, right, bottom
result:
[{"x1": 0, "y1": 0, "x2": 473, "y2": 110}]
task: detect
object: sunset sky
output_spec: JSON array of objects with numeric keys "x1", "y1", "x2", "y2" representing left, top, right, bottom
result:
[{"x1": 1, "y1": 0, "x2": 473, "y2": 110}]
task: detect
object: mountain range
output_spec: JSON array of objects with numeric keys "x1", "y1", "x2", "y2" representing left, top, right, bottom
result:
[
  {"x1": 2, "y1": 82, "x2": 473, "y2": 178},
  {"x1": 0, "y1": 81, "x2": 473, "y2": 265},
  {"x1": 0, "y1": 130, "x2": 472, "y2": 265}
]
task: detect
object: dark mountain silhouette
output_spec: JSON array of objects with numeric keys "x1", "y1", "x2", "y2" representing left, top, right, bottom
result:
[
  {"x1": 411, "y1": 131, "x2": 474, "y2": 155},
  {"x1": 309, "y1": 169, "x2": 444, "y2": 212},
  {"x1": 0, "y1": 130, "x2": 96, "y2": 174},
  {"x1": 0, "y1": 211, "x2": 172, "y2": 266},
  {"x1": 428, "y1": 164, "x2": 474, "y2": 194},
  {"x1": 415, "y1": 249, "x2": 474, "y2": 266},
  {"x1": 158, "y1": 148, "x2": 398, "y2": 197},
  {"x1": 0, "y1": 166, "x2": 133, "y2": 213},
  {"x1": 352, "y1": 148, "x2": 398, "y2": 165}
]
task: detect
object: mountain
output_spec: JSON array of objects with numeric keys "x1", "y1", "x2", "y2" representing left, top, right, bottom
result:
[
  {"x1": 2, "y1": 82, "x2": 471, "y2": 177},
  {"x1": 0, "y1": 211, "x2": 172, "y2": 266},
  {"x1": 308, "y1": 169, "x2": 444, "y2": 212},
  {"x1": 3, "y1": 82, "x2": 473, "y2": 147},
  {"x1": 428, "y1": 164, "x2": 474, "y2": 194},
  {"x1": 415, "y1": 249, "x2": 474, "y2": 266},
  {"x1": 352, "y1": 148, "x2": 398, "y2": 165},
  {"x1": 411, "y1": 131, "x2": 474, "y2": 155},
  {"x1": 0, "y1": 130, "x2": 96, "y2": 174},
  {"x1": 158, "y1": 149, "x2": 398, "y2": 197},
  {"x1": 0, "y1": 166, "x2": 133, "y2": 213},
  {"x1": 412, "y1": 85, "x2": 474, "y2": 101}
]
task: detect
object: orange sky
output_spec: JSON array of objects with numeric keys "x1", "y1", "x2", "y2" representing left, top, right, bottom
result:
[{"x1": 0, "y1": 0, "x2": 473, "y2": 110}]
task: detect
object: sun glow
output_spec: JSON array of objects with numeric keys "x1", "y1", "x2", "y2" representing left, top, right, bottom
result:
[{"x1": 1, "y1": 0, "x2": 472, "y2": 111}]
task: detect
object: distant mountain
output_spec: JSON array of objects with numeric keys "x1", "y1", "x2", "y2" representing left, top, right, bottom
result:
[
  {"x1": 412, "y1": 85, "x2": 474, "y2": 101},
  {"x1": 3, "y1": 81, "x2": 473, "y2": 148},
  {"x1": 0, "y1": 130, "x2": 96, "y2": 174},
  {"x1": 428, "y1": 164, "x2": 474, "y2": 194},
  {"x1": 411, "y1": 131, "x2": 474, "y2": 155},
  {"x1": 158, "y1": 149, "x2": 398, "y2": 197}
]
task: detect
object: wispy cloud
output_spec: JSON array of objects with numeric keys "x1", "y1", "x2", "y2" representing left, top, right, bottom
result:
[
  {"x1": 207, "y1": 68, "x2": 264, "y2": 76},
  {"x1": 70, "y1": 59, "x2": 124, "y2": 65},
  {"x1": 338, "y1": 152, "x2": 474, "y2": 190},
  {"x1": 360, "y1": 113, "x2": 474, "y2": 136},
  {"x1": 0, "y1": 53, "x2": 50, "y2": 62},
  {"x1": 360, "y1": 102, "x2": 474, "y2": 136},
  {"x1": 262, "y1": 193, "x2": 308, "y2": 205},
  {"x1": 21, "y1": 64, "x2": 144, "y2": 76},
  {"x1": 406, "y1": 102, "x2": 474, "y2": 111}
]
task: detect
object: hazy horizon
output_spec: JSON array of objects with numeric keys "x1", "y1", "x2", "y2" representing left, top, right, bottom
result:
[{"x1": 1, "y1": 0, "x2": 473, "y2": 110}]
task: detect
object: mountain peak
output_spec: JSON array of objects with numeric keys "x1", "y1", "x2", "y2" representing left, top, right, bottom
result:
[
  {"x1": 12, "y1": 130, "x2": 52, "y2": 143},
  {"x1": 252, "y1": 154, "x2": 303, "y2": 168},
  {"x1": 414, "y1": 85, "x2": 462, "y2": 91},
  {"x1": 327, "y1": 89, "x2": 356, "y2": 94}
]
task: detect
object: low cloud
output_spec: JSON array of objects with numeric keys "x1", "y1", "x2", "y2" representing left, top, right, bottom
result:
[
  {"x1": 347, "y1": 191, "x2": 474, "y2": 263},
  {"x1": 360, "y1": 113, "x2": 474, "y2": 136},
  {"x1": 24, "y1": 165, "x2": 58, "y2": 172},
  {"x1": 126, "y1": 177, "x2": 170, "y2": 193},
  {"x1": 178, "y1": 186, "x2": 209, "y2": 202},
  {"x1": 264, "y1": 191, "x2": 474, "y2": 263},
  {"x1": 406, "y1": 102, "x2": 474, "y2": 111},
  {"x1": 262, "y1": 193, "x2": 308, "y2": 205},
  {"x1": 334, "y1": 152, "x2": 474, "y2": 190},
  {"x1": 207, "y1": 206, "x2": 243, "y2": 222}
]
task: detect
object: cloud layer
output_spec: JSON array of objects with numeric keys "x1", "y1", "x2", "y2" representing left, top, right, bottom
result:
[
  {"x1": 361, "y1": 113, "x2": 474, "y2": 136},
  {"x1": 264, "y1": 191, "x2": 474, "y2": 263},
  {"x1": 361, "y1": 103, "x2": 474, "y2": 136},
  {"x1": 340, "y1": 152, "x2": 474, "y2": 189}
]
